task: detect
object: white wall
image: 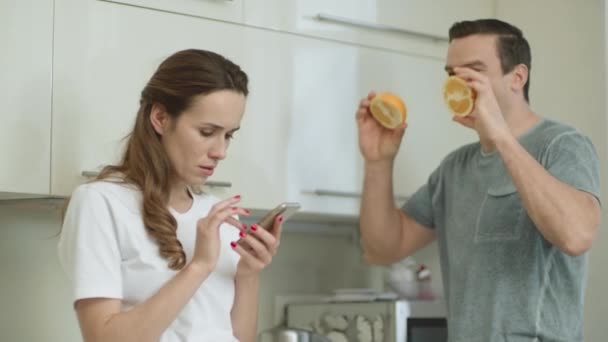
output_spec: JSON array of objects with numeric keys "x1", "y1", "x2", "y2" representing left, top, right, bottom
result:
[
  {"x1": 0, "y1": 206, "x2": 80, "y2": 341},
  {"x1": 0, "y1": 205, "x2": 384, "y2": 340},
  {"x1": 496, "y1": 1, "x2": 608, "y2": 341}
]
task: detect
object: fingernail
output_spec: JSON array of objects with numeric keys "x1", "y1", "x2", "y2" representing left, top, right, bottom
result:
[
  {"x1": 250, "y1": 224, "x2": 258, "y2": 231},
  {"x1": 241, "y1": 223, "x2": 247, "y2": 230},
  {"x1": 230, "y1": 241, "x2": 237, "y2": 248},
  {"x1": 244, "y1": 209, "x2": 250, "y2": 214},
  {"x1": 234, "y1": 195, "x2": 241, "y2": 199},
  {"x1": 232, "y1": 207, "x2": 237, "y2": 211},
  {"x1": 278, "y1": 215, "x2": 283, "y2": 223},
  {"x1": 239, "y1": 231, "x2": 246, "y2": 238}
]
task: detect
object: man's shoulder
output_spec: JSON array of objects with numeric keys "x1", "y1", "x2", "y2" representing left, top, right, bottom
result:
[
  {"x1": 524, "y1": 118, "x2": 594, "y2": 155},
  {"x1": 534, "y1": 118, "x2": 579, "y2": 138}
]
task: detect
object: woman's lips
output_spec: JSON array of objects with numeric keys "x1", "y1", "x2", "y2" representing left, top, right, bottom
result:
[{"x1": 198, "y1": 165, "x2": 215, "y2": 176}]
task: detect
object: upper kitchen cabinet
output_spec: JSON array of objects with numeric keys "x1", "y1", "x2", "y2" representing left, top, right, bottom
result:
[
  {"x1": 244, "y1": 0, "x2": 494, "y2": 58},
  {"x1": 0, "y1": 0, "x2": 54, "y2": 198},
  {"x1": 97, "y1": 0, "x2": 243, "y2": 23},
  {"x1": 51, "y1": 0, "x2": 287, "y2": 210},
  {"x1": 282, "y1": 33, "x2": 476, "y2": 215}
]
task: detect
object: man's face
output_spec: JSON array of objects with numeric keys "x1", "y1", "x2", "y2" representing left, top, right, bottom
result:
[{"x1": 445, "y1": 34, "x2": 511, "y2": 108}]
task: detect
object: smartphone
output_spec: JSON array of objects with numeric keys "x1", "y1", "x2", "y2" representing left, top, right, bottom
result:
[{"x1": 255, "y1": 202, "x2": 301, "y2": 229}]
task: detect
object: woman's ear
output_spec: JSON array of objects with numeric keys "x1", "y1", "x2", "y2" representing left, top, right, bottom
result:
[{"x1": 150, "y1": 103, "x2": 170, "y2": 135}]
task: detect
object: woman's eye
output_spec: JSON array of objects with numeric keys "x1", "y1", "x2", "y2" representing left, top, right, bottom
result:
[
  {"x1": 199, "y1": 130, "x2": 214, "y2": 137},
  {"x1": 225, "y1": 133, "x2": 234, "y2": 140}
]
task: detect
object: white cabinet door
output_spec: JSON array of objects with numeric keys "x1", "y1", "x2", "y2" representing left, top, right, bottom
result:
[
  {"x1": 98, "y1": 0, "x2": 243, "y2": 23},
  {"x1": 244, "y1": 0, "x2": 493, "y2": 58},
  {"x1": 375, "y1": 0, "x2": 495, "y2": 38},
  {"x1": 0, "y1": 0, "x2": 53, "y2": 197},
  {"x1": 52, "y1": 0, "x2": 285, "y2": 210},
  {"x1": 283, "y1": 36, "x2": 364, "y2": 215}
]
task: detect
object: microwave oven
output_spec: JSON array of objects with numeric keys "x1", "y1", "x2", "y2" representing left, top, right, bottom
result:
[{"x1": 286, "y1": 300, "x2": 447, "y2": 342}]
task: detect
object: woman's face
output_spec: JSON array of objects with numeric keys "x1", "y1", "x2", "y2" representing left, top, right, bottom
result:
[{"x1": 152, "y1": 90, "x2": 246, "y2": 187}]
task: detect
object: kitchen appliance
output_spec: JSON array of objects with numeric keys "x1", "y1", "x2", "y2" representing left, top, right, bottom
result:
[
  {"x1": 286, "y1": 299, "x2": 447, "y2": 342},
  {"x1": 258, "y1": 326, "x2": 331, "y2": 342}
]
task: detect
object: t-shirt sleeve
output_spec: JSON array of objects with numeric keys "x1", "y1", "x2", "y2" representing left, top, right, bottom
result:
[
  {"x1": 545, "y1": 131, "x2": 601, "y2": 204},
  {"x1": 57, "y1": 185, "x2": 123, "y2": 303},
  {"x1": 401, "y1": 166, "x2": 440, "y2": 229}
]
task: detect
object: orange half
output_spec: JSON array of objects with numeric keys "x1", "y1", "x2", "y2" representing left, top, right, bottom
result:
[
  {"x1": 443, "y1": 76, "x2": 476, "y2": 117},
  {"x1": 369, "y1": 92, "x2": 407, "y2": 129}
]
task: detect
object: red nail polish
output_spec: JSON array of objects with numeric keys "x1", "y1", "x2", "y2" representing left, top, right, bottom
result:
[
  {"x1": 250, "y1": 224, "x2": 258, "y2": 231},
  {"x1": 244, "y1": 209, "x2": 250, "y2": 214},
  {"x1": 232, "y1": 207, "x2": 237, "y2": 211},
  {"x1": 230, "y1": 241, "x2": 237, "y2": 248},
  {"x1": 234, "y1": 195, "x2": 241, "y2": 199},
  {"x1": 239, "y1": 231, "x2": 246, "y2": 238},
  {"x1": 241, "y1": 223, "x2": 247, "y2": 229},
  {"x1": 278, "y1": 215, "x2": 283, "y2": 223}
]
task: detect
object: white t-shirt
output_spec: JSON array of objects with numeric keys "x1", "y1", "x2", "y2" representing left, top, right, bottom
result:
[{"x1": 58, "y1": 181, "x2": 241, "y2": 342}]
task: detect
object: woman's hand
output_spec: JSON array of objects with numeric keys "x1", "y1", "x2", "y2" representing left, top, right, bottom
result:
[
  {"x1": 231, "y1": 214, "x2": 283, "y2": 278},
  {"x1": 191, "y1": 195, "x2": 249, "y2": 271}
]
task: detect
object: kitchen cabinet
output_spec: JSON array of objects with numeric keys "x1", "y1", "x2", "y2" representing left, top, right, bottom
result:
[
  {"x1": 0, "y1": 0, "x2": 54, "y2": 198},
  {"x1": 2, "y1": 0, "x2": 477, "y2": 217},
  {"x1": 244, "y1": 0, "x2": 494, "y2": 58},
  {"x1": 51, "y1": 0, "x2": 287, "y2": 210},
  {"x1": 98, "y1": 0, "x2": 243, "y2": 24},
  {"x1": 282, "y1": 33, "x2": 476, "y2": 215}
]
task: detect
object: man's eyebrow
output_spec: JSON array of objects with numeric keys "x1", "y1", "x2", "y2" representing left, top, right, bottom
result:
[{"x1": 444, "y1": 60, "x2": 486, "y2": 72}]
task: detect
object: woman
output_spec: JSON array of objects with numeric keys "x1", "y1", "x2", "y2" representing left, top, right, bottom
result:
[{"x1": 58, "y1": 49, "x2": 282, "y2": 342}]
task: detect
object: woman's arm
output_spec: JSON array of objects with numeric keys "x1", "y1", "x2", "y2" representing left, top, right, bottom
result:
[
  {"x1": 230, "y1": 274, "x2": 260, "y2": 342},
  {"x1": 76, "y1": 263, "x2": 212, "y2": 342},
  {"x1": 230, "y1": 217, "x2": 283, "y2": 342},
  {"x1": 69, "y1": 194, "x2": 247, "y2": 342}
]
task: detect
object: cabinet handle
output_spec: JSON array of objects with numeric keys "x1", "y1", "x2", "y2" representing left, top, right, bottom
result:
[
  {"x1": 310, "y1": 189, "x2": 409, "y2": 201},
  {"x1": 81, "y1": 170, "x2": 100, "y2": 178},
  {"x1": 203, "y1": 181, "x2": 232, "y2": 188},
  {"x1": 81, "y1": 170, "x2": 231, "y2": 188},
  {"x1": 315, "y1": 13, "x2": 448, "y2": 43}
]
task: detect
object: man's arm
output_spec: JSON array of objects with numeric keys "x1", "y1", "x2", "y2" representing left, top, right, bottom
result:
[
  {"x1": 452, "y1": 66, "x2": 601, "y2": 257},
  {"x1": 496, "y1": 134, "x2": 600, "y2": 256},
  {"x1": 360, "y1": 160, "x2": 436, "y2": 265}
]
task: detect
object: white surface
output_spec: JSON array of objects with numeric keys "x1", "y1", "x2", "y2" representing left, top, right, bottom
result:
[
  {"x1": 51, "y1": 0, "x2": 287, "y2": 210},
  {"x1": 285, "y1": 36, "x2": 476, "y2": 215},
  {"x1": 0, "y1": 208, "x2": 81, "y2": 342},
  {"x1": 98, "y1": 0, "x2": 243, "y2": 23},
  {"x1": 50, "y1": 0, "x2": 476, "y2": 216},
  {"x1": 0, "y1": 0, "x2": 53, "y2": 195},
  {"x1": 244, "y1": 0, "x2": 494, "y2": 57}
]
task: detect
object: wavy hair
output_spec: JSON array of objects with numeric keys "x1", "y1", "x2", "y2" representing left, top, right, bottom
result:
[{"x1": 96, "y1": 49, "x2": 248, "y2": 270}]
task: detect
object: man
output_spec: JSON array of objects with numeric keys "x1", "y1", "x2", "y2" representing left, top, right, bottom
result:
[{"x1": 357, "y1": 19, "x2": 601, "y2": 342}]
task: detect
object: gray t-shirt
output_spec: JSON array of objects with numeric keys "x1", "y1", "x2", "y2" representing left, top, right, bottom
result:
[{"x1": 402, "y1": 119, "x2": 600, "y2": 342}]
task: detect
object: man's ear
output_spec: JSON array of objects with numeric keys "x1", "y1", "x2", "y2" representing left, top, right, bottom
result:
[
  {"x1": 510, "y1": 63, "x2": 529, "y2": 94},
  {"x1": 150, "y1": 103, "x2": 170, "y2": 135}
]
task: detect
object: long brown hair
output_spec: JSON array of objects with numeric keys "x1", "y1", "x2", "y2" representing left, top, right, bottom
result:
[{"x1": 96, "y1": 49, "x2": 248, "y2": 270}]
